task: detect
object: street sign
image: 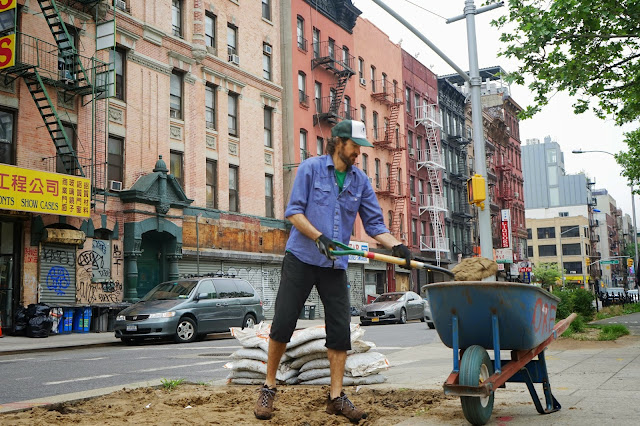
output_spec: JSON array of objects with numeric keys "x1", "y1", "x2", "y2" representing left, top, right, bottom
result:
[
  {"x1": 495, "y1": 248, "x2": 513, "y2": 264},
  {"x1": 600, "y1": 260, "x2": 619, "y2": 265}
]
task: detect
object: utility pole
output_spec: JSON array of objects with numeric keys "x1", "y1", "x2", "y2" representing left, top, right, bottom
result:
[{"x1": 370, "y1": 0, "x2": 504, "y2": 268}]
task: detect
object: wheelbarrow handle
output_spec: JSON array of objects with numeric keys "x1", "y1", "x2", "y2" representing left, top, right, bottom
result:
[{"x1": 330, "y1": 240, "x2": 452, "y2": 276}]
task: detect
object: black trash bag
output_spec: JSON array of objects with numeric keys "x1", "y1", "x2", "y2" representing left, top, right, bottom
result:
[
  {"x1": 26, "y1": 303, "x2": 50, "y2": 319},
  {"x1": 26, "y1": 315, "x2": 53, "y2": 338},
  {"x1": 13, "y1": 306, "x2": 28, "y2": 336}
]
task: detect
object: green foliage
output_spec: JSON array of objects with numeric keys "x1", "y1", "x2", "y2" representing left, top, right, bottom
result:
[
  {"x1": 553, "y1": 288, "x2": 595, "y2": 321},
  {"x1": 598, "y1": 324, "x2": 630, "y2": 341},
  {"x1": 532, "y1": 263, "x2": 562, "y2": 290},
  {"x1": 490, "y1": 0, "x2": 640, "y2": 185},
  {"x1": 161, "y1": 378, "x2": 185, "y2": 391}
]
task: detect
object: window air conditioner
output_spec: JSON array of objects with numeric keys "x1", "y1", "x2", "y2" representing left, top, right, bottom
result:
[
  {"x1": 514, "y1": 191, "x2": 519, "y2": 199},
  {"x1": 263, "y1": 45, "x2": 272, "y2": 55},
  {"x1": 109, "y1": 180, "x2": 123, "y2": 191},
  {"x1": 115, "y1": 0, "x2": 127, "y2": 11},
  {"x1": 411, "y1": 196, "x2": 417, "y2": 203},
  {"x1": 368, "y1": 176, "x2": 373, "y2": 183},
  {"x1": 228, "y1": 54, "x2": 240, "y2": 65},
  {"x1": 359, "y1": 77, "x2": 366, "y2": 85},
  {"x1": 409, "y1": 148, "x2": 415, "y2": 157}
]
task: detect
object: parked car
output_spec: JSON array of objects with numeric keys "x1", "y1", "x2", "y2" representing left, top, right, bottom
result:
[
  {"x1": 422, "y1": 296, "x2": 435, "y2": 329},
  {"x1": 114, "y1": 276, "x2": 265, "y2": 344},
  {"x1": 360, "y1": 291, "x2": 426, "y2": 325}
]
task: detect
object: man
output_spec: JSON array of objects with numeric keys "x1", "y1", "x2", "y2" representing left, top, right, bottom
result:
[{"x1": 254, "y1": 120, "x2": 412, "y2": 422}]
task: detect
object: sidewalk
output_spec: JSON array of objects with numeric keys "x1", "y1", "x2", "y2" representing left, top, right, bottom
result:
[{"x1": 0, "y1": 318, "x2": 332, "y2": 355}]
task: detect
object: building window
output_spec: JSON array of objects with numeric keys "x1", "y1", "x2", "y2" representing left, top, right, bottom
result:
[
  {"x1": 317, "y1": 137, "x2": 324, "y2": 156},
  {"x1": 358, "y1": 57, "x2": 364, "y2": 79},
  {"x1": 300, "y1": 129, "x2": 308, "y2": 161},
  {"x1": 109, "y1": 47, "x2": 125, "y2": 100},
  {"x1": 412, "y1": 219, "x2": 417, "y2": 246},
  {"x1": 171, "y1": 0, "x2": 182, "y2": 37},
  {"x1": 527, "y1": 228, "x2": 532, "y2": 239},
  {"x1": 370, "y1": 65, "x2": 376, "y2": 91},
  {"x1": 107, "y1": 135, "x2": 123, "y2": 183},
  {"x1": 375, "y1": 158, "x2": 380, "y2": 188},
  {"x1": 0, "y1": 108, "x2": 15, "y2": 165},
  {"x1": 343, "y1": 96, "x2": 351, "y2": 119},
  {"x1": 342, "y1": 45, "x2": 351, "y2": 69},
  {"x1": 538, "y1": 244, "x2": 557, "y2": 257},
  {"x1": 421, "y1": 221, "x2": 426, "y2": 239},
  {"x1": 405, "y1": 87, "x2": 411, "y2": 113},
  {"x1": 265, "y1": 174, "x2": 274, "y2": 218},
  {"x1": 262, "y1": 0, "x2": 271, "y2": 20},
  {"x1": 170, "y1": 150, "x2": 183, "y2": 188},
  {"x1": 227, "y1": 24, "x2": 238, "y2": 56},
  {"x1": 296, "y1": 16, "x2": 306, "y2": 51},
  {"x1": 414, "y1": 93, "x2": 420, "y2": 113},
  {"x1": 312, "y1": 27, "x2": 320, "y2": 58},
  {"x1": 263, "y1": 44, "x2": 272, "y2": 80},
  {"x1": 527, "y1": 246, "x2": 533, "y2": 257},
  {"x1": 372, "y1": 111, "x2": 379, "y2": 139},
  {"x1": 537, "y1": 227, "x2": 556, "y2": 239},
  {"x1": 205, "y1": 84, "x2": 216, "y2": 129},
  {"x1": 229, "y1": 166, "x2": 239, "y2": 212},
  {"x1": 560, "y1": 226, "x2": 580, "y2": 237},
  {"x1": 228, "y1": 92, "x2": 238, "y2": 136},
  {"x1": 563, "y1": 261, "x2": 583, "y2": 274},
  {"x1": 170, "y1": 71, "x2": 183, "y2": 119},
  {"x1": 362, "y1": 153, "x2": 368, "y2": 175},
  {"x1": 388, "y1": 211, "x2": 393, "y2": 229},
  {"x1": 314, "y1": 81, "x2": 321, "y2": 111},
  {"x1": 205, "y1": 12, "x2": 216, "y2": 50},
  {"x1": 206, "y1": 159, "x2": 217, "y2": 209},
  {"x1": 410, "y1": 175, "x2": 415, "y2": 198},
  {"x1": 360, "y1": 104, "x2": 366, "y2": 124},
  {"x1": 562, "y1": 243, "x2": 581, "y2": 256},
  {"x1": 264, "y1": 107, "x2": 272, "y2": 148},
  {"x1": 298, "y1": 72, "x2": 307, "y2": 105},
  {"x1": 407, "y1": 130, "x2": 413, "y2": 150},
  {"x1": 57, "y1": 122, "x2": 77, "y2": 174},
  {"x1": 328, "y1": 38, "x2": 335, "y2": 59}
]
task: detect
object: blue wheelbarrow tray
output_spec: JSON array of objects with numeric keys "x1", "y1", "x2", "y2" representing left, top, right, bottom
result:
[{"x1": 428, "y1": 281, "x2": 561, "y2": 351}]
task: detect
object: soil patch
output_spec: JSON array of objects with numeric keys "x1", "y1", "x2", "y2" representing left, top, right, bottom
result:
[
  {"x1": 550, "y1": 334, "x2": 640, "y2": 350},
  {"x1": 0, "y1": 385, "x2": 456, "y2": 425}
]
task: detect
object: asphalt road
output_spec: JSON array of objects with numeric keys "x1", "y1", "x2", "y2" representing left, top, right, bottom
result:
[
  {"x1": 592, "y1": 311, "x2": 640, "y2": 335},
  {"x1": 0, "y1": 320, "x2": 439, "y2": 406}
]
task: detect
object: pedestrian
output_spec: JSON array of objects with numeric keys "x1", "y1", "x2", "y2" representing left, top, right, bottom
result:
[{"x1": 254, "y1": 119, "x2": 412, "y2": 423}]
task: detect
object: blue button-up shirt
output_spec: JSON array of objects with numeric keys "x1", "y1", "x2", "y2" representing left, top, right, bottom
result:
[{"x1": 285, "y1": 155, "x2": 389, "y2": 269}]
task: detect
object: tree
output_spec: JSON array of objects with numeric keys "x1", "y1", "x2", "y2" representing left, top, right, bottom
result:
[
  {"x1": 491, "y1": 1, "x2": 640, "y2": 183},
  {"x1": 532, "y1": 262, "x2": 562, "y2": 289}
]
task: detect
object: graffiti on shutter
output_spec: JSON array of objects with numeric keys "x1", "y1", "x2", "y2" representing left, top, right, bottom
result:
[
  {"x1": 347, "y1": 264, "x2": 364, "y2": 311},
  {"x1": 39, "y1": 244, "x2": 77, "y2": 304}
]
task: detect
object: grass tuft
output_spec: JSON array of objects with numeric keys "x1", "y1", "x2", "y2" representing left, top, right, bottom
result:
[
  {"x1": 598, "y1": 324, "x2": 630, "y2": 341},
  {"x1": 161, "y1": 378, "x2": 185, "y2": 391}
]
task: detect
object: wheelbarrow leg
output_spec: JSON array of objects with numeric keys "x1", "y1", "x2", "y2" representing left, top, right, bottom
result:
[{"x1": 518, "y1": 350, "x2": 561, "y2": 414}]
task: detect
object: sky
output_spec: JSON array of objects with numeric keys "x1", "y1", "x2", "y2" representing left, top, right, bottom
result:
[{"x1": 352, "y1": 0, "x2": 637, "y2": 217}]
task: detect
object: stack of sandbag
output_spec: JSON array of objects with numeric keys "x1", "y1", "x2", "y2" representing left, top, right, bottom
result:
[{"x1": 224, "y1": 323, "x2": 389, "y2": 386}]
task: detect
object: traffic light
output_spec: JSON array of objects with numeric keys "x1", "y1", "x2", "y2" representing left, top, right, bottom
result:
[
  {"x1": 585, "y1": 257, "x2": 590, "y2": 267},
  {"x1": 628, "y1": 258, "x2": 634, "y2": 268},
  {"x1": 467, "y1": 174, "x2": 486, "y2": 209}
]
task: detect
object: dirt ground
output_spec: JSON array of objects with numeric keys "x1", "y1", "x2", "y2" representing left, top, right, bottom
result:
[
  {"x1": 0, "y1": 386, "x2": 460, "y2": 425},
  {"x1": 3, "y1": 336, "x2": 638, "y2": 425}
]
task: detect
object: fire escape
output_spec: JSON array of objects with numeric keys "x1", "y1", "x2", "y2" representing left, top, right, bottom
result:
[
  {"x1": 415, "y1": 104, "x2": 449, "y2": 265},
  {"x1": 312, "y1": 41, "x2": 355, "y2": 125},
  {"x1": 370, "y1": 79, "x2": 406, "y2": 239},
  {"x1": 495, "y1": 155, "x2": 513, "y2": 206},
  {"x1": 0, "y1": 0, "x2": 111, "y2": 206}
]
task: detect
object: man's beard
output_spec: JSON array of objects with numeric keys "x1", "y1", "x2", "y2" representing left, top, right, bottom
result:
[{"x1": 338, "y1": 149, "x2": 357, "y2": 167}]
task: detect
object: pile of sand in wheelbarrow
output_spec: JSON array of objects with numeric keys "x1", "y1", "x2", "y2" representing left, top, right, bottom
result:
[{"x1": 451, "y1": 257, "x2": 498, "y2": 281}]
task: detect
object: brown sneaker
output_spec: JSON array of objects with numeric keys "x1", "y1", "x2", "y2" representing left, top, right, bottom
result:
[
  {"x1": 326, "y1": 391, "x2": 368, "y2": 423},
  {"x1": 254, "y1": 385, "x2": 277, "y2": 420}
]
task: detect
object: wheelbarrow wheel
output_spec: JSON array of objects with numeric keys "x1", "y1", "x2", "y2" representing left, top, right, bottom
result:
[{"x1": 459, "y1": 345, "x2": 494, "y2": 425}]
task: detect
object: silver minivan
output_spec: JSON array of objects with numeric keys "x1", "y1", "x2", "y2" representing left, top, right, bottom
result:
[{"x1": 114, "y1": 276, "x2": 265, "y2": 344}]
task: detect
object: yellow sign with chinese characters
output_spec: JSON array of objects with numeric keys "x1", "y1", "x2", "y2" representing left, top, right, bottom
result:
[{"x1": 0, "y1": 164, "x2": 91, "y2": 217}]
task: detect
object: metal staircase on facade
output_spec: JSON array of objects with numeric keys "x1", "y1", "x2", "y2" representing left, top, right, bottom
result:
[
  {"x1": 312, "y1": 41, "x2": 355, "y2": 125},
  {"x1": 415, "y1": 103, "x2": 449, "y2": 265}
]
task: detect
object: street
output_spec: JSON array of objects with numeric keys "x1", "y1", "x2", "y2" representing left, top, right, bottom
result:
[{"x1": 0, "y1": 320, "x2": 437, "y2": 406}]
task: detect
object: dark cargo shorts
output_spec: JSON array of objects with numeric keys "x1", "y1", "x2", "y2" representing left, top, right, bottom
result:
[{"x1": 269, "y1": 252, "x2": 351, "y2": 351}]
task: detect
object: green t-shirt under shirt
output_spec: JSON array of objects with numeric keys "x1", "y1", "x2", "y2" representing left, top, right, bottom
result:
[{"x1": 335, "y1": 169, "x2": 347, "y2": 192}]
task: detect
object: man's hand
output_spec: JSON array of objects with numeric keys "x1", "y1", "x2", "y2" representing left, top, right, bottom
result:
[
  {"x1": 392, "y1": 244, "x2": 412, "y2": 269},
  {"x1": 315, "y1": 234, "x2": 337, "y2": 261}
]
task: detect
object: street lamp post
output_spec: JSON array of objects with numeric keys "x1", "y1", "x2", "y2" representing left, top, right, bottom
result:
[{"x1": 573, "y1": 149, "x2": 638, "y2": 289}]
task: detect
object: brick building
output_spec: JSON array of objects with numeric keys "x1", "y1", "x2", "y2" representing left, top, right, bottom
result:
[{"x1": 0, "y1": 0, "x2": 289, "y2": 333}]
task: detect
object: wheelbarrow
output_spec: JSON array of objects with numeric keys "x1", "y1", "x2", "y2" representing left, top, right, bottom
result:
[{"x1": 330, "y1": 243, "x2": 575, "y2": 425}]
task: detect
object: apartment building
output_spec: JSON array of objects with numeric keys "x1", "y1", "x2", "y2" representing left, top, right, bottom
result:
[
  {"x1": 0, "y1": 0, "x2": 288, "y2": 332},
  {"x1": 592, "y1": 189, "x2": 626, "y2": 287}
]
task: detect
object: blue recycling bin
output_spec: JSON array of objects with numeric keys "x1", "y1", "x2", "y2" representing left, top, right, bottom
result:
[
  {"x1": 58, "y1": 309, "x2": 73, "y2": 334},
  {"x1": 73, "y1": 307, "x2": 92, "y2": 333}
]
